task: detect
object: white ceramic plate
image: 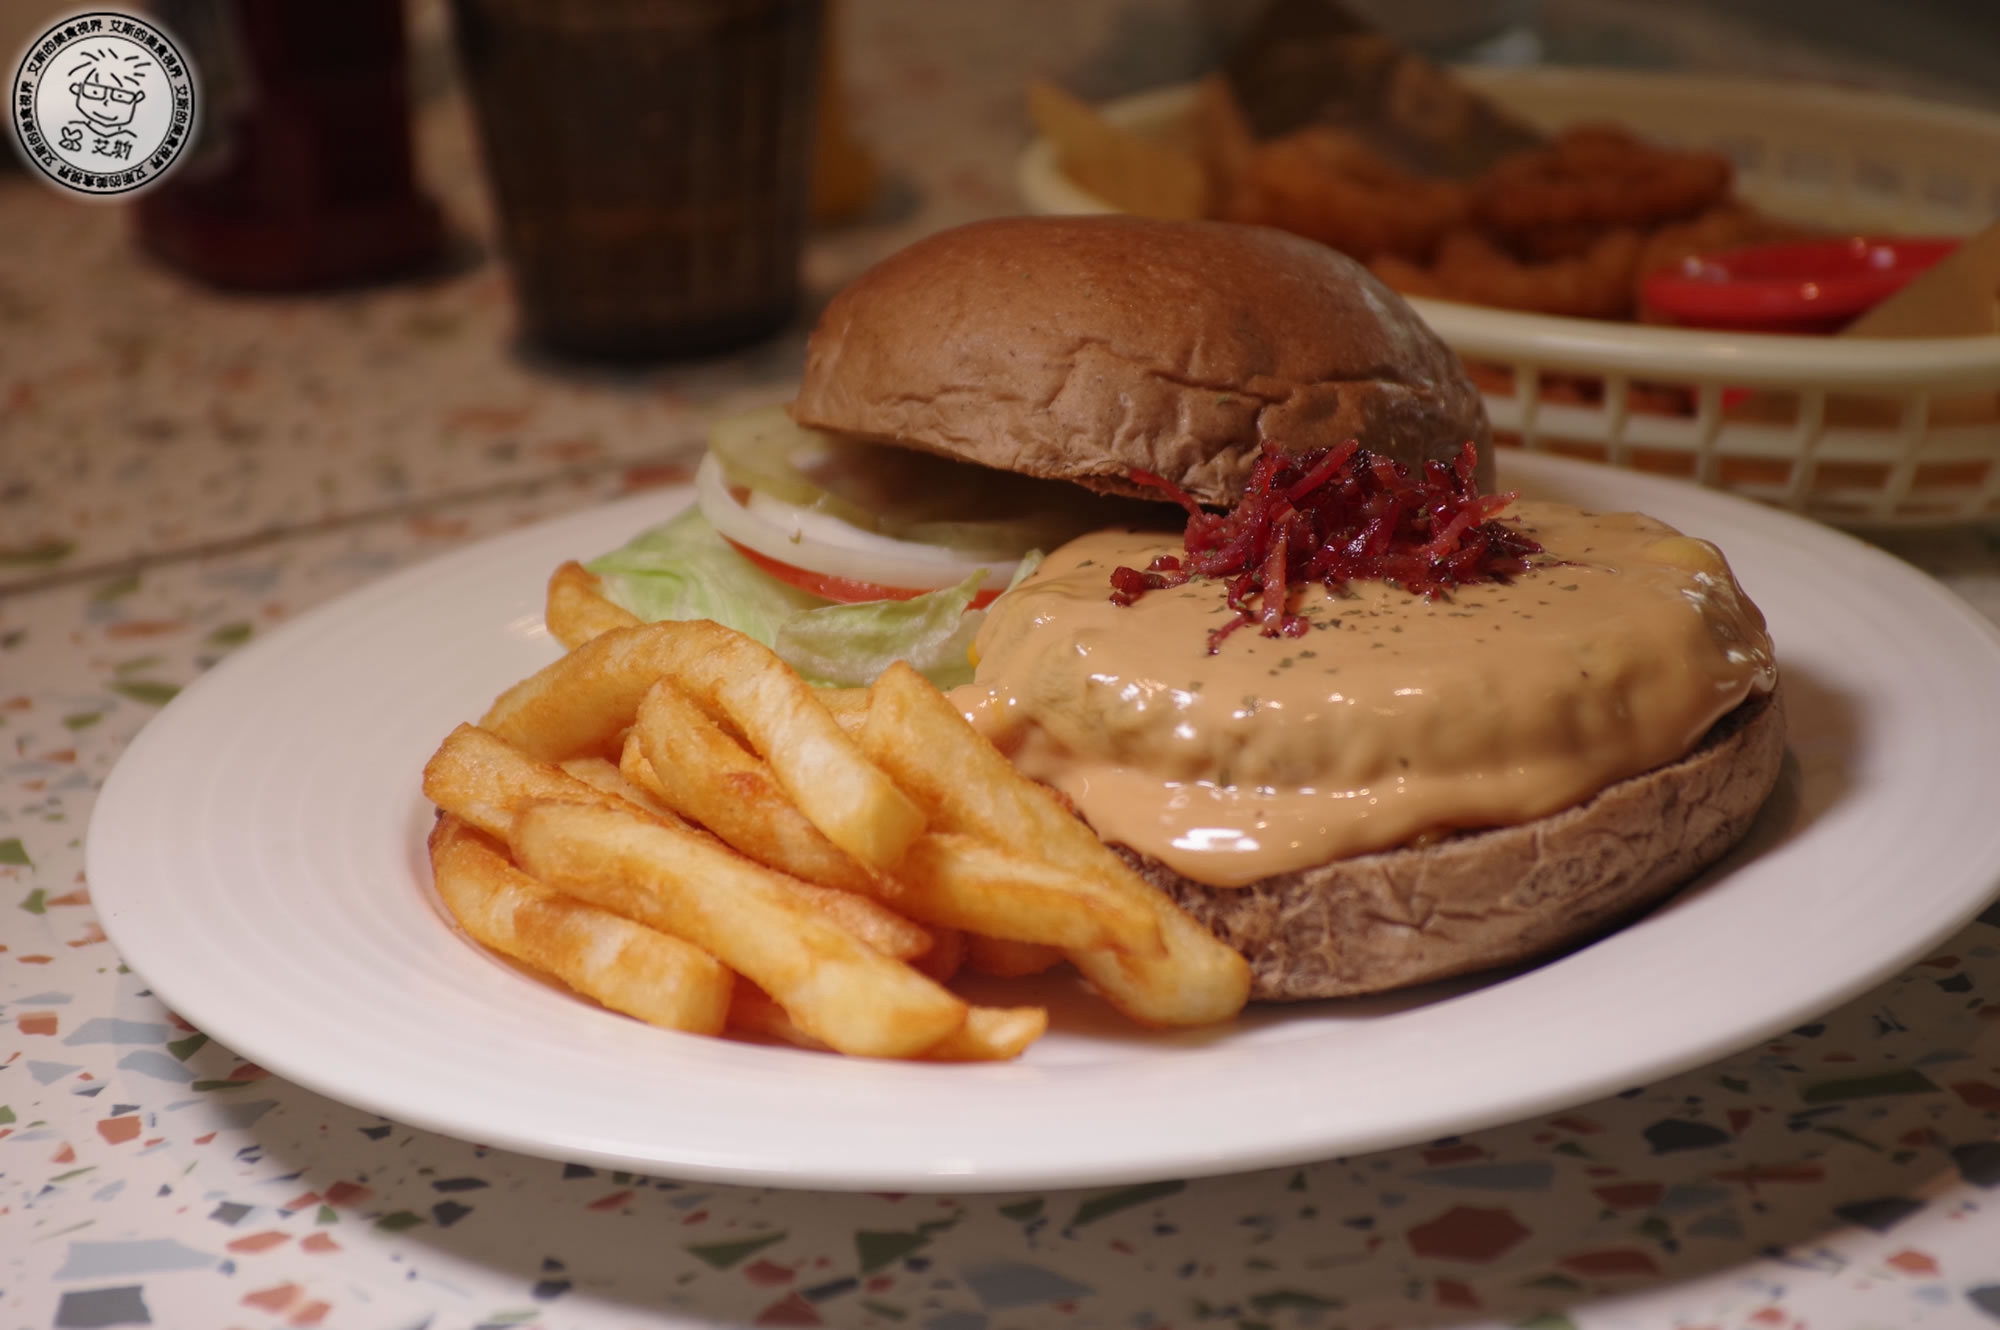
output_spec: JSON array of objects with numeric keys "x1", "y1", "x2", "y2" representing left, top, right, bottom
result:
[{"x1": 88, "y1": 455, "x2": 2000, "y2": 1192}]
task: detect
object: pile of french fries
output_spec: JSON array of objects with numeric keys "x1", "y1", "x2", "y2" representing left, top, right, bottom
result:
[{"x1": 420, "y1": 563, "x2": 1252, "y2": 1061}]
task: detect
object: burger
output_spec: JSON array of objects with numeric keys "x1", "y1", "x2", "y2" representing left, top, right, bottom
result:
[{"x1": 584, "y1": 215, "x2": 1784, "y2": 1001}]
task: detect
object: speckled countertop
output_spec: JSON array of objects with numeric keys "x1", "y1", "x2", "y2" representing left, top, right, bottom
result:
[{"x1": 5, "y1": 3, "x2": 2000, "y2": 1328}]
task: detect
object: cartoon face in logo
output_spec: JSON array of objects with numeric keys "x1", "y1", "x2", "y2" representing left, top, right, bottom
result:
[
  {"x1": 67, "y1": 45, "x2": 151, "y2": 138},
  {"x1": 12, "y1": 13, "x2": 197, "y2": 196}
]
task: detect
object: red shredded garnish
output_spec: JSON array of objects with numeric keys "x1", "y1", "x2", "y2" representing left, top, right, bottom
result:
[{"x1": 1111, "y1": 441, "x2": 1542, "y2": 653}]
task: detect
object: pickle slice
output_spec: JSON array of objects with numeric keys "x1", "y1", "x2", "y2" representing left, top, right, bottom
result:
[{"x1": 708, "y1": 406, "x2": 1127, "y2": 555}]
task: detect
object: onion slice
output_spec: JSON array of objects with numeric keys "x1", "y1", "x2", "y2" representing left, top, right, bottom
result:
[{"x1": 696, "y1": 454, "x2": 1025, "y2": 593}]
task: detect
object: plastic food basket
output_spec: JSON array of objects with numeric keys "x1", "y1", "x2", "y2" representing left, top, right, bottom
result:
[{"x1": 1016, "y1": 69, "x2": 2000, "y2": 526}]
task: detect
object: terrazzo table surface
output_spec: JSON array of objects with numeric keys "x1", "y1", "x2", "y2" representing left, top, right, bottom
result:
[{"x1": 6, "y1": 2, "x2": 2000, "y2": 1327}]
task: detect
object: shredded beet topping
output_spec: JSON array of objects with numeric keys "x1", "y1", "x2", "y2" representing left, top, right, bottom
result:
[{"x1": 1109, "y1": 441, "x2": 1543, "y2": 653}]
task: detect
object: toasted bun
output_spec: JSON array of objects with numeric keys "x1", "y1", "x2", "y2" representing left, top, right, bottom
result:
[
  {"x1": 1120, "y1": 683, "x2": 1787, "y2": 1001},
  {"x1": 792, "y1": 217, "x2": 1493, "y2": 504}
]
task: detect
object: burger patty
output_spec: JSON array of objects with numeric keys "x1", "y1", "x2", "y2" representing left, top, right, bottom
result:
[{"x1": 1116, "y1": 682, "x2": 1787, "y2": 1001}]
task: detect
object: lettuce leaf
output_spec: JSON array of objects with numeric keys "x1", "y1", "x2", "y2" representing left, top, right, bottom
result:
[
  {"x1": 585, "y1": 507, "x2": 992, "y2": 689},
  {"x1": 586, "y1": 506, "x2": 823, "y2": 646},
  {"x1": 777, "y1": 577, "x2": 985, "y2": 689}
]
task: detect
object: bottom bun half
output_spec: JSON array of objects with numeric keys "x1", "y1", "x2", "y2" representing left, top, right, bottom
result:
[{"x1": 1119, "y1": 682, "x2": 1788, "y2": 1002}]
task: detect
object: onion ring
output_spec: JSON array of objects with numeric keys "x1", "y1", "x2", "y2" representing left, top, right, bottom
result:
[
  {"x1": 1471, "y1": 124, "x2": 1732, "y2": 261},
  {"x1": 1224, "y1": 127, "x2": 1467, "y2": 264},
  {"x1": 1431, "y1": 226, "x2": 1645, "y2": 321},
  {"x1": 1367, "y1": 253, "x2": 1448, "y2": 300}
]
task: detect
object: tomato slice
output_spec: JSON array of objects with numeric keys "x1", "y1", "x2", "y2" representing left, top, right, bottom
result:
[{"x1": 724, "y1": 538, "x2": 1004, "y2": 609}]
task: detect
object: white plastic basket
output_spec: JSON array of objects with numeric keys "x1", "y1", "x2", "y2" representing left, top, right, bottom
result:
[{"x1": 1016, "y1": 70, "x2": 2000, "y2": 526}]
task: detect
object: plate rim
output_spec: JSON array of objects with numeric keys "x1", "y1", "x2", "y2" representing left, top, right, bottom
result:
[{"x1": 86, "y1": 454, "x2": 2000, "y2": 1191}]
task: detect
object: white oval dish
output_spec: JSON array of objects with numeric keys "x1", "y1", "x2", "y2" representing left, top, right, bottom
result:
[{"x1": 88, "y1": 455, "x2": 2000, "y2": 1191}]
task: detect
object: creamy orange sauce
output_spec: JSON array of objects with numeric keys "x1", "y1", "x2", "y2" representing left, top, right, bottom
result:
[{"x1": 952, "y1": 501, "x2": 1775, "y2": 887}]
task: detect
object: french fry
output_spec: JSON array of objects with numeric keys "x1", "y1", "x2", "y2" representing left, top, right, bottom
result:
[
  {"x1": 545, "y1": 561, "x2": 641, "y2": 650},
  {"x1": 966, "y1": 935, "x2": 1063, "y2": 979},
  {"x1": 617, "y1": 707, "x2": 932, "y2": 960},
  {"x1": 1028, "y1": 79, "x2": 1207, "y2": 220},
  {"x1": 923, "y1": 1004, "x2": 1049, "y2": 1062},
  {"x1": 556, "y1": 754, "x2": 628, "y2": 788},
  {"x1": 1188, "y1": 72, "x2": 1257, "y2": 214},
  {"x1": 510, "y1": 802, "x2": 966, "y2": 1059},
  {"x1": 890, "y1": 832, "x2": 1159, "y2": 951},
  {"x1": 432, "y1": 610, "x2": 1249, "y2": 1059},
  {"x1": 861, "y1": 662, "x2": 1250, "y2": 1027},
  {"x1": 424, "y1": 723, "x2": 676, "y2": 841},
  {"x1": 633, "y1": 678, "x2": 886, "y2": 898},
  {"x1": 727, "y1": 981, "x2": 821, "y2": 1049},
  {"x1": 433, "y1": 724, "x2": 932, "y2": 960},
  {"x1": 1066, "y1": 915, "x2": 1253, "y2": 1030},
  {"x1": 619, "y1": 732, "x2": 934, "y2": 961},
  {"x1": 729, "y1": 981, "x2": 1047, "y2": 1063},
  {"x1": 558, "y1": 756, "x2": 679, "y2": 820},
  {"x1": 779, "y1": 886, "x2": 933, "y2": 964},
  {"x1": 481, "y1": 621, "x2": 925, "y2": 870},
  {"x1": 429, "y1": 816, "x2": 732, "y2": 1035},
  {"x1": 908, "y1": 924, "x2": 965, "y2": 984},
  {"x1": 858, "y1": 664, "x2": 1165, "y2": 955},
  {"x1": 861, "y1": 664, "x2": 1093, "y2": 858},
  {"x1": 630, "y1": 676, "x2": 1137, "y2": 953},
  {"x1": 632, "y1": 682, "x2": 1140, "y2": 948},
  {"x1": 617, "y1": 732, "x2": 673, "y2": 803},
  {"x1": 635, "y1": 678, "x2": 1147, "y2": 953},
  {"x1": 819, "y1": 687, "x2": 871, "y2": 736},
  {"x1": 614, "y1": 734, "x2": 933, "y2": 960}
]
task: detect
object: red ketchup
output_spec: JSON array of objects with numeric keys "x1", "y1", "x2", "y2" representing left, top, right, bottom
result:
[{"x1": 1641, "y1": 236, "x2": 1960, "y2": 335}]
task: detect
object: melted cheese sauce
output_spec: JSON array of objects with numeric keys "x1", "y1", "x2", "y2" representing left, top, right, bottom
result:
[{"x1": 953, "y1": 501, "x2": 1776, "y2": 887}]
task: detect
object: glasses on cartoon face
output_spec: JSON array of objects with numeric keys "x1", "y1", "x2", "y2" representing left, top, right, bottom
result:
[{"x1": 71, "y1": 82, "x2": 144, "y2": 105}]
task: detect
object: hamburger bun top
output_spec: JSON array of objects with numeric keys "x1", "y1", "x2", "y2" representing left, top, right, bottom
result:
[{"x1": 792, "y1": 216, "x2": 1493, "y2": 504}]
